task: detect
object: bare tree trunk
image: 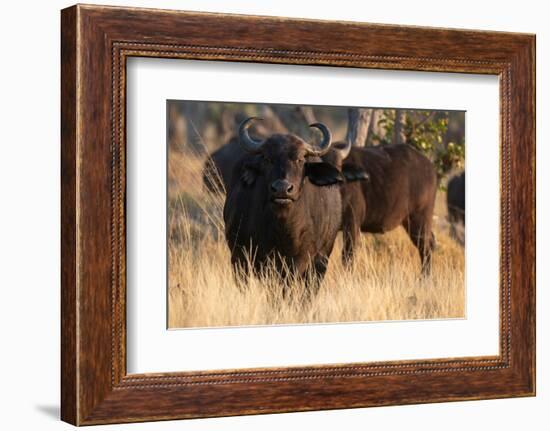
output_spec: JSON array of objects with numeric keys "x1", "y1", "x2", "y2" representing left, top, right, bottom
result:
[
  {"x1": 179, "y1": 102, "x2": 210, "y2": 152},
  {"x1": 346, "y1": 108, "x2": 373, "y2": 147},
  {"x1": 393, "y1": 109, "x2": 406, "y2": 145},
  {"x1": 219, "y1": 107, "x2": 238, "y2": 143},
  {"x1": 168, "y1": 103, "x2": 190, "y2": 152},
  {"x1": 269, "y1": 105, "x2": 315, "y2": 136},
  {"x1": 298, "y1": 106, "x2": 317, "y2": 124},
  {"x1": 367, "y1": 109, "x2": 385, "y2": 145},
  {"x1": 259, "y1": 106, "x2": 289, "y2": 135}
]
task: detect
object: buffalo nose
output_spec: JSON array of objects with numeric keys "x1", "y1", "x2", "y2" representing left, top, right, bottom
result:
[{"x1": 271, "y1": 179, "x2": 294, "y2": 194}]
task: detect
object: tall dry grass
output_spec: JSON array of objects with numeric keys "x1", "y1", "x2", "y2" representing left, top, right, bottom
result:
[{"x1": 167, "y1": 149, "x2": 465, "y2": 328}]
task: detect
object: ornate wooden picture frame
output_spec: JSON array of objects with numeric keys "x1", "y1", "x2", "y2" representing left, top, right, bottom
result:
[{"x1": 61, "y1": 4, "x2": 535, "y2": 425}]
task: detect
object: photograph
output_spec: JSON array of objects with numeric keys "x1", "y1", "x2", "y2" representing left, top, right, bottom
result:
[{"x1": 167, "y1": 100, "x2": 466, "y2": 328}]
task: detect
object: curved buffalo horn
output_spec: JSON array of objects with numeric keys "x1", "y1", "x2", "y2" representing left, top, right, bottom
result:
[
  {"x1": 336, "y1": 137, "x2": 352, "y2": 160},
  {"x1": 305, "y1": 123, "x2": 333, "y2": 157},
  {"x1": 238, "y1": 117, "x2": 265, "y2": 154}
]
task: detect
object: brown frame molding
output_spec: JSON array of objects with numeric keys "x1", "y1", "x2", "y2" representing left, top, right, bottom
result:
[{"x1": 61, "y1": 4, "x2": 535, "y2": 425}]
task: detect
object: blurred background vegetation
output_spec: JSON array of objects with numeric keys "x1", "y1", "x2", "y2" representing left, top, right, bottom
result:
[{"x1": 168, "y1": 101, "x2": 465, "y2": 182}]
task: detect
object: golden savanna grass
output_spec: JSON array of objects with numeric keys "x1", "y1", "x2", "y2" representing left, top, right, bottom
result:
[{"x1": 168, "y1": 148, "x2": 465, "y2": 328}]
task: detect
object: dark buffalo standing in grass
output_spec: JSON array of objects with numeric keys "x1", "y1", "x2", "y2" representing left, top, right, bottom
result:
[
  {"x1": 323, "y1": 142, "x2": 438, "y2": 274},
  {"x1": 446, "y1": 171, "x2": 465, "y2": 243},
  {"x1": 223, "y1": 118, "x2": 348, "y2": 296},
  {"x1": 447, "y1": 171, "x2": 465, "y2": 225}
]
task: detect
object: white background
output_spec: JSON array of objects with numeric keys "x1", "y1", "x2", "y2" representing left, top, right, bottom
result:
[
  {"x1": 0, "y1": 0, "x2": 546, "y2": 430},
  {"x1": 127, "y1": 59, "x2": 500, "y2": 373}
]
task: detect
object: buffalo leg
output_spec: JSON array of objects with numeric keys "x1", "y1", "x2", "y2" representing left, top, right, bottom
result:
[
  {"x1": 403, "y1": 213, "x2": 434, "y2": 275},
  {"x1": 313, "y1": 254, "x2": 329, "y2": 279},
  {"x1": 342, "y1": 212, "x2": 361, "y2": 266},
  {"x1": 449, "y1": 221, "x2": 457, "y2": 241},
  {"x1": 303, "y1": 255, "x2": 329, "y2": 299}
]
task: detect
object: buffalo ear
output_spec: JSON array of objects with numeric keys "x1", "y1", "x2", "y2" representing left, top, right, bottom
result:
[
  {"x1": 342, "y1": 164, "x2": 370, "y2": 182},
  {"x1": 240, "y1": 159, "x2": 261, "y2": 186},
  {"x1": 305, "y1": 162, "x2": 344, "y2": 186}
]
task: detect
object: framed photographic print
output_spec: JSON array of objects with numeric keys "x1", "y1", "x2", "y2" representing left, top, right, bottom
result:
[{"x1": 61, "y1": 4, "x2": 535, "y2": 425}]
